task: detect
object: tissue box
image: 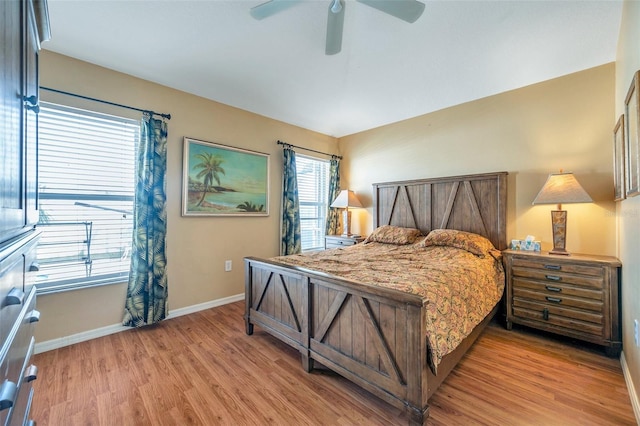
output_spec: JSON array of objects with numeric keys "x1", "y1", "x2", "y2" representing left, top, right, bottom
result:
[{"x1": 510, "y1": 239, "x2": 541, "y2": 252}]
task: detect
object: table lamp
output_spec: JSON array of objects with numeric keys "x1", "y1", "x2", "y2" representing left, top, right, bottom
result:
[
  {"x1": 330, "y1": 189, "x2": 362, "y2": 237},
  {"x1": 532, "y1": 171, "x2": 592, "y2": 255}
]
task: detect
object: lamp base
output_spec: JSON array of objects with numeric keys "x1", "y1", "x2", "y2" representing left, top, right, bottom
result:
[
  {"x1": 549, "y1": 210, "x2": 570, "y2": 255},
  {"x1": 549, "y1": 248, "x2": 570, "y2": 256},
  {"x1": 341, "y1": 209, "x2": 353, "y2": 237}
]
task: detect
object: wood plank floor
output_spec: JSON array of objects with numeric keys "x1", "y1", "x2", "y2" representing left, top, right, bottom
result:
[{"x1": 31, "y1": 301, "x2": 636, "y2": 425}]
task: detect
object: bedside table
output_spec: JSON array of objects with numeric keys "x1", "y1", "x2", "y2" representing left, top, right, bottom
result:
[
  {"x1": 325, "y1": 235, "x2": 365, "y2": 249},
  {"x1": 502, "y1": 250, "x2": 622, "y2": 357}
]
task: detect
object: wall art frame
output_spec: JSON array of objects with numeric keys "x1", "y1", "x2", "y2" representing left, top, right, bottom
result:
[
  {"x1": 182, "y1": 137, "x2": 270, "y2": 216},
  {"x1": 625, "y1": 70, "x2": 640, "y2": 198},
  {"x1": 613, "y1": 114, "x2": 626, "y2": 201}
]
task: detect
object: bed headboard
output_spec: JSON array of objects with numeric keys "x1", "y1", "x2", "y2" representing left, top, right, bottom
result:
[{"x1": 372, "y1": 172, "x2": 508, "y2": 250}]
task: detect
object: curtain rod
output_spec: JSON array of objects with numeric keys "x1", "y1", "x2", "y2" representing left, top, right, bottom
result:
[
  {"x1": 40, "y1": 86, "x2": 172, "y2": 120},
  {"x1": 277, "y1": 140, "x2": 342, "y2": 160}
]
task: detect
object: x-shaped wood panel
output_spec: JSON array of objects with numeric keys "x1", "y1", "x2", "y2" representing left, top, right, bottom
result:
[
  {"x1": 255, "y1": 271, "x2": 301, "y2": 332},
  {"x1": 314, "y1": 291, "x2": 403, "y2": 385}
]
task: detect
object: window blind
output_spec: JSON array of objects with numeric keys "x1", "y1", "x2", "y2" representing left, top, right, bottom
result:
[
  {"x1": 296, "y1": 155, "x2": 330, "y2": 251},
  {"x1": 36, "y1": 102, "x2": 139, "y2": 293}
]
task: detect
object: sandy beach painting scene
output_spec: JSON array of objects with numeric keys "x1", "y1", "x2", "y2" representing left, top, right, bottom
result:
[{"x1": 182, "y1": 137, "x2": 269, "y2": 216}]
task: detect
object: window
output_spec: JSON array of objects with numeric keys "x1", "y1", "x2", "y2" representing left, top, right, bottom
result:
[
  {"x1": 36, "y1": 102, "x2": 139, "y2": 293},
  {"x1": 296, "y1": 155, "x2": 330, "y2": 251}
]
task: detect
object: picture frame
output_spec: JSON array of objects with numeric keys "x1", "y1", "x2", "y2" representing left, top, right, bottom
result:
[
  {"x1": 625, "y1": 70, "x2": 640, "y2": 197},
  {"x1": 613, "y1": 114, "x2": 626, "y2": 201},
  {"x1": 182, "y1": 137, "x2": 270, "y2": 216}
]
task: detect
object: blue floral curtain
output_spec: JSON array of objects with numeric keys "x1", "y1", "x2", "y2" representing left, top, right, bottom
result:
[
  {"x1": 123, "y1": 114, "x2": 168, "y2": 327},
  {"x1": 281, "y1": 147, "x2": 301, "y2": 255},
  {"x1": 325, "y1": 156, "x2": 341, "y2": 235}
]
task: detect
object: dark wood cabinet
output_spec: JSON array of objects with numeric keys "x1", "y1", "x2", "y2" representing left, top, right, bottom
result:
[
  {"x1": 503, "y1": 250, "x2": 622, "y2": 357},
  {"x1": 0, "y1": 1, "x2": 49, "y2": 424}
]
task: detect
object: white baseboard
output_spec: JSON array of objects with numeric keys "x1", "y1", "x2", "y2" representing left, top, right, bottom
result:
[
  {"x1": 621, "y1": 351, "x2": 640, "y2": 424},
  {"x1": 34, "y1": 293, "x2": 245, "y2": 354}
]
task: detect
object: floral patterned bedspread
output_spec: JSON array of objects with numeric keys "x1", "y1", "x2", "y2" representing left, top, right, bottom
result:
[{"x1": 272, "y1": 241, "x2": 505, "y2": 373}]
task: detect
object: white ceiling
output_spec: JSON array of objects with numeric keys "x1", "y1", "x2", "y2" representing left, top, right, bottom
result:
[{"x1": 44, "y1": 0, "x2": 623, "y2": 138}]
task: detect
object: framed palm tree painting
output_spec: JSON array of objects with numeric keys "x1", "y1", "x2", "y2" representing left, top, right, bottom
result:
[{"x1": 182, "y1": 137, "x2": 269, "y2": 216}]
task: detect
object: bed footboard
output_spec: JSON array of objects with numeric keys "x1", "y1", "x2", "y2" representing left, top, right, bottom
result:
[
  {"x1": 244, "y1": 257, "x2": 311, "y2": 368},
  {"x1": 245, "y1": 257, "x2": 430, "y2": 424}
]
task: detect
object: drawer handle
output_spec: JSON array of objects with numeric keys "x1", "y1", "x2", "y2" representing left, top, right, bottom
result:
[
  {"x1": 544, "y1": 264, "x2": 561, "y2": 271},
  {"x1": 545, "y1": 275, "x2": 561, "y2": 282},
  {"x1": 27, "y1": 310, "x2": 41, "y2": 323},
  {"x1": 24, "y1": 365, "x2": 38, "y2": 383},
  {"x1": 0, "y1": 380, "x2": 17, "y2": 411},
  {"x1": 545, "y1": 285, "x2": 562, "y2": 292},
  {"x1": 5, "y1": 288, "x2": 25, "y2": 306},
  {"x1": 542, "y1": 307, "x2": 549, "y2": 320},
  {"x1": 546, "y1": 296, "x2": 562, "y2": 304},
  {"x1": 29, "y1": 262, "x2": 40, "y2": 272}
]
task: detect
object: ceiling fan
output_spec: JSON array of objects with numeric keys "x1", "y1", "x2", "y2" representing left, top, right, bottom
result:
[{"x1": 250, "y1": 0, "x2": 426, "y2": 55}]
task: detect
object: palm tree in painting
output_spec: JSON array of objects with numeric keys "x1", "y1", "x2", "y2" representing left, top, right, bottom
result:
[{"x1": 194, "y1": 152, "x2": 225, "y2": 207}]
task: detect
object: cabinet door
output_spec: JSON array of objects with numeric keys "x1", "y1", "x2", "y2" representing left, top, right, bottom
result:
[
  {"x1": 0, "y1": 0, "x2": 47, "y2": 243},
  {"x1": 24, "y1": 0, "x2": 41, "y2": 227},
  {"x1": 0, "y1": 0, "x2": 26, "y2": 240}
]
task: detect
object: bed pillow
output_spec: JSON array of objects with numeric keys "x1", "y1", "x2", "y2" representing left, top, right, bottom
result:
[
  {"x1": 363, "y1": 225, "x2": 422, "y2": 245},
  {"x1": 419, "y1": 229, "x2": 497, "y2": 257}
]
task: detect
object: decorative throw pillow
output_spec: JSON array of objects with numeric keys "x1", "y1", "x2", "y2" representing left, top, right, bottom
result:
[
  {"x1": 419, "y1": 229, "x2": 496, "y2": 257},
  {"x1": 364, "y1": 225, "x2": 422, "y2": 245}
]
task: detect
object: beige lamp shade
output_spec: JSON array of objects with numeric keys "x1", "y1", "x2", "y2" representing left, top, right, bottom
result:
[
  {"x1": 330, "y1": 190, "x2": 363, "y2": 208},
  {"x1": 532, "y1": 172, "x2": 592, "y2": 207},
  {"x1": 532, "y1": 172, "x2": 592, "y2": 255},
  {"x1": 330, "y1": 190, "x2": 362, "y2": 237}
]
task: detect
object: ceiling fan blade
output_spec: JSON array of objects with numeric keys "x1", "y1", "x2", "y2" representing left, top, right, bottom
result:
[
  {"x1": 325, "y1": 0, "x2": 345, "y2": 55},
  {"x1": 250, "y1": 0, "x2": 301, "y2": 20},
  {"x1": 357, "y1": 0, "x2": 425, "y2": 23}
]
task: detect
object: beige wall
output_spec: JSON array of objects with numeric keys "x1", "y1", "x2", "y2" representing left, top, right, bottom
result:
[
  {"x1": 340, "y1": 64, "x2": 616, "y2": 259},
  {"x1": 616, "y1": 0, "x2": 640, "y2": 413},
  {"x1": 36, "y1": 51, "x2": 338, "y2": 342}
]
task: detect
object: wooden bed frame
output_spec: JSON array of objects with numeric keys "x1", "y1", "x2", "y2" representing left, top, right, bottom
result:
[{"x1": 244, "y1": 172, "x2": 507, "y2": 425}]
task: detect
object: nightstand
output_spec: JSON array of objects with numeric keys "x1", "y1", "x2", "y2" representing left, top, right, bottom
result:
[
  {"x1": 502, "y1": 250, "x2": 622, "y2": 357},
  {"x1": 325, "y1": 235, "x2": 365, "y2": 249}
]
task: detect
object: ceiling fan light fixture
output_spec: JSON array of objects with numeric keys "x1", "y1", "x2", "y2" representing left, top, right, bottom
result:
[
  {"x1": 326, "y1": 0, "x2": 345, "y2": 55},
  {"x1": 251, "y1": 0, "x2": 425, "y2": 55},
  {"x1": 330, "y1": 0, "x2": 343, "y2": 14}
]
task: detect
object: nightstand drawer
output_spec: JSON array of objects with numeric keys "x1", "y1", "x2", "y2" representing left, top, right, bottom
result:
[
  {"x1": 512, "y1": 305, "x2": 604, "y2": 336},
  {"x1": 326, "y1": 239, "x2": 355, "y2": 248},
  {"x1": 511, "y1": 257, "x2": 603, "y2": 276},
  {"x1": 512, "y1": 267, "x2": 604, "y2": 290},
  {"x1": 325, "y1": 236, "x2": 364, "y2": 249},
  {"x1": 513, "y1": 298, "x2": 604, "y2": 326},
  {"x1": 512, "y1": 277, "x2": 603, "y2": 301},
  {"x1": 511, "y1": 266, "x2": 604, "y2": 289},
  {"x1": 513, "y1": 287, "x2": 603, "y2": 312}
]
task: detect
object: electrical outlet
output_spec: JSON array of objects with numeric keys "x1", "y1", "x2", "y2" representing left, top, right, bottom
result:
[
  {"x1": 224, "y1": 260, "x2": 232, "y2": 272},
  {"x1": 635, "y1": 319, "x2": 639, "y2": 347}
]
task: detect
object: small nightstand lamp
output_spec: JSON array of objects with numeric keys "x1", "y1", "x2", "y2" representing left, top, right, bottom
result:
[
  {"x1": 532, "y1": 171, "x2": 592, "y2": 255},
  {"x1": 330, "y1": 189, "x2": 362, "y2": 237}
]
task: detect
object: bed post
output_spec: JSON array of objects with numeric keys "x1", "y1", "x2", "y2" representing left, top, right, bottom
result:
[
  {"x1": 405, "y1": 302, "x2": 429, "y2": 425},
  {"x1": 244, "y1": 260, "x2": 254, "y2": 335},
  {"x1": 301, "y1": 276, "x2": 313, "y2": 372}
]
